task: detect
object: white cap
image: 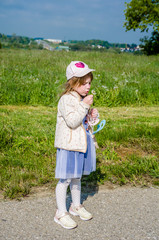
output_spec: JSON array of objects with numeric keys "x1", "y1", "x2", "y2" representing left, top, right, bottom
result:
[{"x1": 66, "y1": 61, "x2": 95, "y2": 80}]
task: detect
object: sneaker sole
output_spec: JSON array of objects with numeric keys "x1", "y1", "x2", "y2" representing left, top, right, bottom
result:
[
  {"x1": 54, "y1": 217, "x2": 77, "y2": 230},
  {"x1": 69, "y1": 210, "x2": 93, "y2": 221}
]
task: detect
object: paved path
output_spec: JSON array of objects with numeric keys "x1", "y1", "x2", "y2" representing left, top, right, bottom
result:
[{"x1": 0, "y1": 187, "x2": 159, "y2": 240}]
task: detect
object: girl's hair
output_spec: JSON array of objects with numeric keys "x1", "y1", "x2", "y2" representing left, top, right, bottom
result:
[{"x1": 61, "y1": 72, "x2": 93, "y2": 96}]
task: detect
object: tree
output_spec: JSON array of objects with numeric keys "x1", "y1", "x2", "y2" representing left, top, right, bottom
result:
[
  {"x1": 124, "y1": 0, "x2": 159, "y2": 32},
  {"x1": 124, "y1": 0, "x2": 159, "y2": 55},
  {"x1": 140, "y1": 30, "x2": 159, "y2": 55}
]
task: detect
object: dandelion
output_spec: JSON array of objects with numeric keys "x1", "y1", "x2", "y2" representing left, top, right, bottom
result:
[
  {"x1": 91, "y1": 90, "x2": 96, "y2": 95},
  {"x1": 33, "y1": 78, "x2": 39, "y2": 82},
  {"x1": 113, "y1": 77, "x2": 118, "y2": 81},
  {"x1": 135, "y1": 89, "x2": 139, "y2": 94},
  {"x1": 113, "y1": 86, "x2": 118, "y2": 89},
  {"x1": 102, "y1": 85, "x2": 109, "y2": 91}
]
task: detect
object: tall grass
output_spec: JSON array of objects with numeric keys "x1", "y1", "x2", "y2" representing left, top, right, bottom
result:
[
  {"x1": 0, "y1": 106, "x2": 57, "y2": 198},
  {"x1": 0, "y1": 106, "x2": 159, "y2": 199},
  {"x1": 0, "y1": 49, "x2": 159, "y2": 106}
]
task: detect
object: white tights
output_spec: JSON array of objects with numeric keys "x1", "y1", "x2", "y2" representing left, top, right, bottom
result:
[{"x1": 55, "y1": 178, "x2": 81, "y2": 214}]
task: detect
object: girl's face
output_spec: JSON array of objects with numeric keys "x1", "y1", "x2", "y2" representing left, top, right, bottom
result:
[{"x1": 74, "y1": 77, "x2": 91, "y2": 97}]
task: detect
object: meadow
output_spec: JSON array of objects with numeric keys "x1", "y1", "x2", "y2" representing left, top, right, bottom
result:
[
  {"x1": 0, "y1": 49, "x2": 159, "y2": 106},
  {"x1": 0, "y1": 49, "x2": 159, "y2": 199}
]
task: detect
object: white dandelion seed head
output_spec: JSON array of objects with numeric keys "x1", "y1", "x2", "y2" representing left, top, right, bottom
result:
[
  {"x1": 113, "y1": 86, "x2": 118, "y2": 89},
  {"x1": 113, "y1": 77, "x2": 118, "y2": 81},
  {"x1": 91, "y1": 90, "x2": 96, "y2": 95},
  {"x1": 102, "y1": 85, "x2": 109, "y2": 91}
]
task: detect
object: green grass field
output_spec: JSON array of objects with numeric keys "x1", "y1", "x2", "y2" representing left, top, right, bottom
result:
[
  {"x1": 0, "y1": 49, "x2": 159, "y2": 106},
  {"x1": 0, "y1": 105, "x2": 159, "y2": 199},
  {"x1": 0, "y1": 49, "x2": 159, "y2": 199}
]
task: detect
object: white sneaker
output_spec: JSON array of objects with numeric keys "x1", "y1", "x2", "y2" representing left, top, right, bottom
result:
[
  {"x1": 54, "y1": 211, "x2": 77, "y2": 229},
  {"x1": 69, "y1": 204, "x2": 93, "y2": 221}
]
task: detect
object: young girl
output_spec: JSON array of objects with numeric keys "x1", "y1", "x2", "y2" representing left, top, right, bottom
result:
[{"x1": 54, "y1": 61, "x2": 98, "y2": 229}]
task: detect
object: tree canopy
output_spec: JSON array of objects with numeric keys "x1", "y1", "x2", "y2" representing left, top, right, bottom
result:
[
  {"x1": 140, "y1": 30, "x2": 159, "y2": 54},
  {"x1": 124, "y1": 0, "x2": 159, "y2": 32}
]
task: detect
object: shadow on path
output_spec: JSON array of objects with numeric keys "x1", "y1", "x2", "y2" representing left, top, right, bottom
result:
[{"x1": 66, "y1": 163, "x2": 106, "y2": 210}]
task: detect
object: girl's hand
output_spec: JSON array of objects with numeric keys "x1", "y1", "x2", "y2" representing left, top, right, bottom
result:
[
  {"x1": 90, "y1": 108, "x2": 98, "y2": 119},
  {"x1": 87, "y1": 108, "x2": 99, "y2": 126},
  {"x1": 83, "y1": 95, "x2": 93, "y2": 105}
]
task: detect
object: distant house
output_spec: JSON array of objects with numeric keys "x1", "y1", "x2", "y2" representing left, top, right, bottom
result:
[
  {"x1": 56, "y1": 46, "x2": 69, "y2": 51},
  {"x1": 97, "y1": 45, "x2": 103, "y2": 49},
  {"x1": 35, "y1": 39, "x2": 54, "y2": 51},
  {"x1": 45, "y1": 39, "x2": 62, "y2": 44},
  {"x1": 44, "y1": 45, "x2": 54, "y2": 51},
  {"x1": 135, "y1": 45, "x2": 143, "y2": 51}
]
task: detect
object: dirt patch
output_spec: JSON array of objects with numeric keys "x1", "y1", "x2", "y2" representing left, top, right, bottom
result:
[
  {"x1": 23, "y1": 186, "x2": 54, "y2": 200},
  {"x1": 115, "y1": 145, "x2": 154, "y2": 160},
  {"x1": 0, "y1": 183, "x2": 122, "y2": 201}
]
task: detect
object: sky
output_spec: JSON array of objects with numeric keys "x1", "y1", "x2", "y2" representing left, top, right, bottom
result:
[{"x1": 0, "y1": 0, "x2": 151, "y2": 44}]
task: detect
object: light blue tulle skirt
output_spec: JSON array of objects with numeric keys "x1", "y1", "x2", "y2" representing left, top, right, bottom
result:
[{"x1": 55, "y1": 119, "x2": 96, "y2": 179}]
